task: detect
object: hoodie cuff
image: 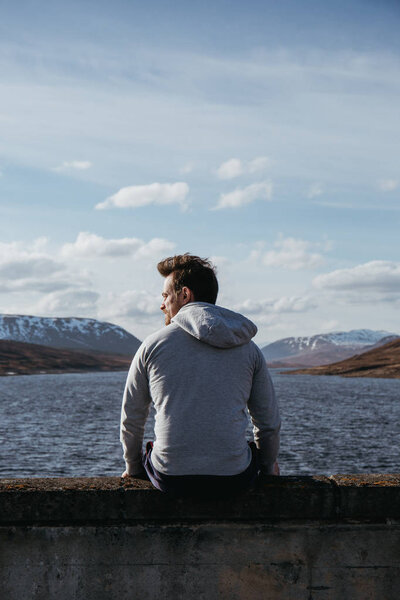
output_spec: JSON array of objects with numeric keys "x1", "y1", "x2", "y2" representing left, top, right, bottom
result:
[
  {"x1": 259, "y1": 461, "x2": 276, "y2": 476},
  {"x1": 125, "y1": 458, "x2": 143, "y2": 476}
]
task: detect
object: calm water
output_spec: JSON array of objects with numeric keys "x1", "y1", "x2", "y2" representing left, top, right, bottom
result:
[{"x1": 0, "y1": 370, "x2": 398, "y2": 477}]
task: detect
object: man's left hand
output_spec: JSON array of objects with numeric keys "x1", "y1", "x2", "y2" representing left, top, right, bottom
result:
[{"x1": 121, "y1": 469, "x2": 149, "y2": 480}]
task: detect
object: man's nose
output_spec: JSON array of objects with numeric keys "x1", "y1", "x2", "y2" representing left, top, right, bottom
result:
[{"x1": 160, "y1": 301, "x2": 166, "y2": 311}]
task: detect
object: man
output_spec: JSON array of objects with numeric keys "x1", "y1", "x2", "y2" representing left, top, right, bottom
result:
[{"x1": 120, "y1": 254, "x2": 280, "y2": 496}]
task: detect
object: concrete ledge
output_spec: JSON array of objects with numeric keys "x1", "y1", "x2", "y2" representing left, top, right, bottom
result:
[
  {"x1": 1, "y1": 476, "x2": 400, "y2": 599},
  {"x1": 1, "y1": 474, "x2": 399, "y2": 525}
]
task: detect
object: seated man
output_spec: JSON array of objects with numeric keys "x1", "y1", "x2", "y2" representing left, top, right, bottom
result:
[{"x1": 120, "y1": 253, "x2": 280, "y2": 496}]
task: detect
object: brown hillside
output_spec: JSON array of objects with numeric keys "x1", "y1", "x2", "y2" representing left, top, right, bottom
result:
[
  {"x1": 0, "y1": 339, "x2": 132, "y2": 376},
  {"x1": 289, "y1": 338, "x2": 400, "y2": 379}
]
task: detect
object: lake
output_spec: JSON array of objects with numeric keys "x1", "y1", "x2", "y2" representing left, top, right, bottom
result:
[{"x1": 0, "y1": 369, "x2": 398, "y2": 477}]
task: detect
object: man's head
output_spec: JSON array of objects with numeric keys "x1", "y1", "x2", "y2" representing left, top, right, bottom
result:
[{"x1": 158, "y1": 253, "x2": 218, "y2": 325}]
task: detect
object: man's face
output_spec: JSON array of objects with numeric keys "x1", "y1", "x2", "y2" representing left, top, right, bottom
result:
[{"x1": 160, "y1": 274, "x2": 185, "y2": 325}]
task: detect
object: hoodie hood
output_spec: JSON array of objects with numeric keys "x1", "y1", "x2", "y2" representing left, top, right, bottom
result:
[{"x1": 171, "y1": 302, "x2": 257, "y2": 348}]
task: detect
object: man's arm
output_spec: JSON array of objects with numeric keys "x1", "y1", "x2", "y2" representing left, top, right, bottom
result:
[
  {"x1": 247, "y1": 346, "x2": 281, "y2": 475},
  {"x1": 120, "y1": 343, "x2": 152, "y2": 476}
]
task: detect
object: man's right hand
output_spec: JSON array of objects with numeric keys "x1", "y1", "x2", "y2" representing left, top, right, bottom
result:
[{"x1": 272, "y1": 461, "x2": 280, "y2": 476}]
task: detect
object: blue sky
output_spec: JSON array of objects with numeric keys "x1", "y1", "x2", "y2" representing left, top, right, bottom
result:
[{"x1": 1, "y1": 0, "x2": 399, "y2": 343}]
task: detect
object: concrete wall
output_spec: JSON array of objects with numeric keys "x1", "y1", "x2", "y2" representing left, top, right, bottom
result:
[{"x1": 1, "y1": 475, "x2": 399, "y2": 600}]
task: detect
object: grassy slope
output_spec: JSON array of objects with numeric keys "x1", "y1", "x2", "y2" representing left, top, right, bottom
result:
[{"x1": 0, "y1": 339, "x2": 132, "y2": 376}]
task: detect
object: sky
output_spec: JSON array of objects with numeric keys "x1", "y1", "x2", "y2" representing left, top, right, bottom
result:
[{"x1": 1, "y1": 0, "x2": 399, "y2": 344}]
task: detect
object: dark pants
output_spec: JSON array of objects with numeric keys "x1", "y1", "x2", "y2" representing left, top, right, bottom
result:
[{"x1": 142, "y1": 441, "x2": 259, "y2": 498}]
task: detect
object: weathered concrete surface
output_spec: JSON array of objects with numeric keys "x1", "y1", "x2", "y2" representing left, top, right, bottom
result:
[
  {"x1": 1, "y1": 474, "x2": 400, "y2": 524},
  {"x1": 2, "y1": 522, "x2": 399, "y2": 600},
  {"x1": 1, "y1": 475, "x2": 399, "y2": 600}
]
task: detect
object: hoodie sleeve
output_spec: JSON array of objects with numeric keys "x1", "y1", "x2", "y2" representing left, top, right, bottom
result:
[
  {"x1": 120, "y1": 342, "x2": 152, "y2": 475},
  {"x1": 247, "y1": 346, "x2": 281, "y2": 475}
]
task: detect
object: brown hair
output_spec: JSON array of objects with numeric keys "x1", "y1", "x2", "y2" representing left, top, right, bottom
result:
[{"x1": 157, "y1": 253, "x2": 218, "y2": 304}]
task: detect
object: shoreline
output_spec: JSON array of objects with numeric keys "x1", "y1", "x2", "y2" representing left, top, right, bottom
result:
[{"x1": 0, "y1": 367, "x2": 129, "y2": 377}]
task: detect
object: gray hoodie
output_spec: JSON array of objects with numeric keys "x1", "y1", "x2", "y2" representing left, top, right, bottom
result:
[{"x1": 120, "y1": 302, "x2": 280, "y2": 476}]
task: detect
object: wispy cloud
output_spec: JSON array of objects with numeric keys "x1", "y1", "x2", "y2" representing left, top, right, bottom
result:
[
  {"x1": 96, "y1": 182, "x2": 189, "y2": 210},
  {"x1": 216, "y1": 156, "x2": 270, "y2": 180},
  {"x1": 61, "y1": 232, "x2": 175, "y2": 259},
  {"x1": 179, "y1": 162, "x2": 194, "y2": 174},
  {"x1": 251, "y1": 237, "x2": 325, "y2": 270},
  {"x1": 307, "y1": 183, "x2": 323, "y2": 199},
  {"x1": 320, "y1": 319, "x2": 340, "y2": 332},
  {"x1": 2, "y1": 41, "x2": 400, "y2": 194},
  {"x1": 53, "y1": 160, "x2": 92, "y2": 172},
  {"x1": 378, "y1": 179, "x2": 398, "y2": 192},
  {"x1": 247, "y1": 157, "x2": 271, "y2": 174},
  {"x1": 213, "y1": 181, "x2": 272, "y2": 210},
  {"x1": 313, "y1": 261, "x2": 400, "y2": 300}
]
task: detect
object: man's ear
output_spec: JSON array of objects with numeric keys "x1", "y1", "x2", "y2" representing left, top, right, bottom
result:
[{"x1": 181, "y1": 286, "x2": 194, "y2": 305}]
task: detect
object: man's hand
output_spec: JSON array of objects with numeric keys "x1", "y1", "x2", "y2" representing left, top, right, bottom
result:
[
  {"x1": 272, "y1": 461, "x2": 280, "y2": 476},
  {"x1": 121, "y1": 469, "x2": 149, "y2": 481}
]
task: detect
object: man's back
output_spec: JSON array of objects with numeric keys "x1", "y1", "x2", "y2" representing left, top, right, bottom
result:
[{"x1": 121, "y1": 302, "x2": 280, "y2": 477}]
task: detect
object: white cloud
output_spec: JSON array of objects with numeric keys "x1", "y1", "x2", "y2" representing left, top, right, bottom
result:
[
  {"x1": 99, "y1": 290, "x2": 162, "y2": 323},
  {"x1": 0, "y1": 240, "x2": 67, "y2": 291},
  {"x1": 247, "y1": 156, "x2": 271, "y2": 173},
  {"x1": 31, "y1": 237, "x2": 49, "y2": 252},
  {"x1": 216, "y1": 156, "x2": 271, "y2": 180},
  {"x1": 53, "y1": 160, "x2": 92, "y2": 172},
  {"x1": 0, "y1": 276, "x2": 75, "y2": 294},
  {"x1": 133, "y1": 238, "x2": 176, "y2": 259},
  {"x1": 307, "y1": 183, "x2": 323, "y2": 199},
  {"x1": 378, "y1": 179, "x2": 398, "y2": 192},
  {"x1": 0, "y1": 239, "x2": 90, "y2": 294},
  {"x1": 313, "y1": 261, "x2": 400, "y2": 299},
  {"x1": 217, "y1": 158, "x2": 243, "y2": 180},
  {"x1": 253, "y1": 237, "x2": 325, "y2": 270},
  {"x1": 96, "y1": 182, "x2": 189, "y2": 210},
  {"x1": 0, "y1": 255, "x2": 62, "y2": 281},
  {"x1": 234, "y1": 296, "x2": 316, "y2": 315},
  {"x1": 61, "y1": 232, "x2": 175, "y2": 259},
  {"x1": 272, "y1": 296, "x2": 316, "y2": 313},
  {"x1": 209, "y1": 255, "x2": 230, "y2": 269},
  {"x1": 36, "y1": 289, "x2": 99, "y2": 317},
  {"x1": 214, "y1": 181, "x2": 273, "y2": 210}
]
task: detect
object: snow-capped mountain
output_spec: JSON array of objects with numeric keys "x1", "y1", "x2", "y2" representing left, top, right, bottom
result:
[
  {"x1": 0, "y1": 314, "x2": 141, "y2": 356},
  {"x1": 289, "y1": 338, "x2": 400, "y2": 379},
  {"x1": 261, "y1": 329, "x2": 399, "y2": 367}
]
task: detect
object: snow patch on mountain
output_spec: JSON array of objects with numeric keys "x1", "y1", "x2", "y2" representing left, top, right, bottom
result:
[
  {"x1": 0, "y1": 314, "x2": 141, "y2": 356},
  {"x1": 262, "y1": 329, "x2": 399, "y2": 362}
]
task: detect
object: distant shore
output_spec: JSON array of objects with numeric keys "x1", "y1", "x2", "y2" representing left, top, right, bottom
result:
[{"x1": 0, "y1": 339, "x2": 132, "y2": 376}]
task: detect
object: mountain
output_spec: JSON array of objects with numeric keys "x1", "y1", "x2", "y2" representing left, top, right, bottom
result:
[
  {"x1": 261, "y1": 329, "x2": 399, "y2": 367},
  {"x1": 289, "y1": 338, "x2": 400, "y2": 379},
  {"x1": 0, "y1": 314, "x2": 141, "y2": 356},
  {"x1": 0, "y1": 339, "x2": 132, "y2": 376}
]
